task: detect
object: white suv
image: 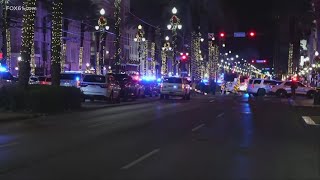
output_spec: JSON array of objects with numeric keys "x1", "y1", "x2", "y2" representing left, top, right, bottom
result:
[
  {"x1": 247, "y1": 79, "x2": 280, "y2": 96},
  {"x1": 160, "y1": 77, "x2": 191, "y2": 100},
  {"x1": 80, "y1": 74, "x2": 121, "y2": 102},
  {"x1": 271, "y1": 81, "x2": 316, "y2": 98}
]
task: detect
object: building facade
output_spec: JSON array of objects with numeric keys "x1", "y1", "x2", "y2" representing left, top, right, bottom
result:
[{"x1": 0, "y1": 0, "x2": 150, "y2": 76}]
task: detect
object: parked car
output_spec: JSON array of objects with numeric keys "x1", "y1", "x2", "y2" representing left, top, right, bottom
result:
[
  {"x1": 271, "y1": 81, "x2": 316, "y2": 98},
  {"x1": 110, "y1": 73, "x2": 138, "y2": 101},
  {"x1": 247, "y1": 79, "x2": 278, "y2": 96},
  {"x1": 131, "y1": 77, "x2": 146, "y2": 98},
  {"x1": 29, "y1": 76, "x2": 44, "y2": 85},
  {"x1": 160, "y1": 77, "x2": 191, "y2": 100},
  {"x1": 80, "y1": 74, "x2": 121, "y2": 102},
  {"x1": 60, "y1": 71, "x2": 83, "y2": 88},
  {"x1": 0, "y1": 71, "x2": 15, "y2": 88}
]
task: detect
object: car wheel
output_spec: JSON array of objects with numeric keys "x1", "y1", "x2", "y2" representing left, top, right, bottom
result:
[
  {"x1": 165, "y1": 95, "x2": 169, "y2": 99},
  {"x1": 276, "y1": 89, "x2": 287, "y2": 98},
  {"x1": 307, "y1": 90, "x2": 315, "y2": 99},
  {"x1": 109, "y1": 91, "x2": 114, "y2": 103},
  {"x1": 257, "y1": 88, "x2": 266, "y2": 96},
  {"x1": 186, "y1": 94, "x2": 191, "y2": 100},
  {"x1": 160, "y1": 94, "x2": 164, "y2": 99}
]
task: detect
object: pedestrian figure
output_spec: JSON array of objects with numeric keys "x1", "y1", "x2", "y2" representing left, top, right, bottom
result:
[
  {"x1": 291, "y1": 80, "x2": 298, "y2": 99},
  {"x1": 211, "y1": 80, "x2": 216, "y2": 95}
]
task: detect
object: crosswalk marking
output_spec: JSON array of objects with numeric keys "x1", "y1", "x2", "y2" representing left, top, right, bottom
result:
[{"x1": 302, "y1": 116, "x2": 317, "y2": 125}]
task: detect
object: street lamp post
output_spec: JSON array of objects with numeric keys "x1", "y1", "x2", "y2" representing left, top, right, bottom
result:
[
  {"x1": 134, "y1": 25, "x2": 146, "y2": 75},
  {"x1": 161, "y1": 36, "x2": 172, "y2": 76},
  {"x1": 95, "y1": 8, "x2": 110, "y2": 75},
  {"x1": 167, "y1": 7, "x2": 182, "y2": 76}
]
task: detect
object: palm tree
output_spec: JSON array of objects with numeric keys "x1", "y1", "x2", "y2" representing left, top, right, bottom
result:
[
  {"x1": 50, "y1": 0, "x2": 63, "y2": 86},
  {"x1": 19, "y1": 0, "x2": 37, "y2": 87}
]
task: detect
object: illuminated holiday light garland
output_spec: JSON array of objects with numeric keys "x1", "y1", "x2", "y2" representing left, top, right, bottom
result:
[
  {"x1": 6, "y1": 30, "x2": 11, "y2": 71},
  {"x1": 31, "y1": 41, "x2": 35, "y2": 75},
  {"x1": 61, "y1": 43, "x2": 66, "y2": 72},
  {"x1": 79, "y1": 47, "x2": 83, "y2": 70},
  {"x1": 19, "y1": 0, "x2": 36, "y2": 86},
  {"x1": 144, "y1": 41, "x2": 148, "y2": 76},
  {"x1": 51, "y1": 0, "x2": 62, "y2": 65},
  {"x1": 114, "y1": 0, "x2": 122, "y2": 73},
  {"x1": 161, "y1": 49, "x2": 166, "y2": 75},
  {"x1": 151, "y1": 42, "x2": 155, "y2": 76}
]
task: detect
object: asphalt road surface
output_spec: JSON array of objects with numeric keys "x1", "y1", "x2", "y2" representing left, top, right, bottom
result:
[{"x1": 0, "y1": 94, "x2": 320, "y2": 180}]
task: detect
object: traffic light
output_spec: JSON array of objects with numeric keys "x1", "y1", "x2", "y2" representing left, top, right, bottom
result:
[
  {"x1": 219, "y1": 32, "x2": 225, "y2": 38},
  {"x1": 180, "y1": 53, "x2": 189, "y2": 62},
  {"x1": 248, "y1": 31, "x2": 256, "y2": 37}
]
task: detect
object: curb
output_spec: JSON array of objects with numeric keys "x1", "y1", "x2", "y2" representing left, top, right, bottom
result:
[
  {"x1": 0, "y1": 113, "x2": 43, "y2": 123},
  {"x1": 81, "y1": 98, "x2": 159, "y2": 111}
]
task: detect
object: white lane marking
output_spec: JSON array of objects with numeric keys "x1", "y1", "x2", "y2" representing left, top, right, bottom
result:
[
  {"x1": 302, "y1": 116, "x2": 317, "y2": 125},
  {"x1": 0, "y1": 142, "x2": 19, "y2": 148},
  {"x1": 121, "y1": 149, "x2": 160, "y2": 170},
  {"x1": 191, "y1": 124, "x2": 205, "y2": 132},
  {"x1": 209, "y1": 100, "x2": 215, "y2": 103},
  {"x1": 216, "y1": 113, "x2": 225, "y2": 118}
]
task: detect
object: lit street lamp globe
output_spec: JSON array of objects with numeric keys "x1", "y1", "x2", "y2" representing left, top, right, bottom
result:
[
  {"x1": 172, "y1": 7, "x2": 178, "y2": 14},
  {"x1": 178, "y1": 24, "x2": 182, "y2": 29},
  {"x1": 167, "y1": 24, "x2": 172, "y2": 30},
  {"x1": 134, "y1": 38, "x2": 138, "y2": 42},
  {"x1": 105, "y1": 26, "x2": 110, "y2": 30},
  {"x1": 138, "y1": 25, "x2": 143, "y2": 30},
  {"x1": 95, "y1": 26, "x2": 99, "y2": 30},
  {"x1": 315, "y1": 51, "x2": 319, "y2": 56},
  {"x1": 86, "y1": 63, "x2": 90, "y2": 67},
  {"x1": 142, "y1": 37, "x2": 146, "y2": 42},
  {"x1": 100, "y1": 8, "x2": 105, "y2": 15},
  {"x1": 165, "y1": 36, "x2": 170, "y2": 41},
  {"x1": 17, "y1": 56, "x2": 22, "y2": 61}
]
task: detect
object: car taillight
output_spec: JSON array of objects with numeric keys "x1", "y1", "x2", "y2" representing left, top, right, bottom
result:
[
  {"x1": 77, "y1": 80, "x2": 81, "y2": 87},
  {"x1": 80, "y1": 83, "x2": 88, "y2": 87}
]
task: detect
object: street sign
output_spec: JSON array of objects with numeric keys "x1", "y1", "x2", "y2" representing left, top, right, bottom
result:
[
  {"x1": 234, "y1": 32, "x2": 246, "y2": 38},
  {"x1": 208, "y1": 33, "x2": 214, "y2": 39}
]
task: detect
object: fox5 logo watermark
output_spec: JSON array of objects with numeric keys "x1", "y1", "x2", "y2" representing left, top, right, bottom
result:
[{"x1": 6, "y1": 6, "x2": 37, "y2": 11}]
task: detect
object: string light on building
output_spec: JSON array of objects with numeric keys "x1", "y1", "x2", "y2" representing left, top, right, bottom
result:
[
  {"x1": 133, "y1": 25, "x2": 146, "y2": 75},
  {"x1": 114, "y1": 0, "x2": 122, "y2": 73}
]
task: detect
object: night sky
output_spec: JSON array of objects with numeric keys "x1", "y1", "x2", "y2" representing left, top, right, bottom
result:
[{"x1": 130, "y1": 0, "x2": 291, "y2": 66}]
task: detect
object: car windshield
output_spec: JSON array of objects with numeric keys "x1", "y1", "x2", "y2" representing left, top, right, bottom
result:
[
  {"x1": 83, "y1": 75, "x2": 106, "y2": 83},
  {"x1": 163, "y1": 78, "x2": 182, "y2": 83},
  {"x1": 112, "y1": 74, "x2": 130, "y2": 82},
  {"x1": 60, "y1": 73, "x2": 81, "y2": 80}
]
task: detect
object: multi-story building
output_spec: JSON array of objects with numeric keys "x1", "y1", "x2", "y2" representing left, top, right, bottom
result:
[{"x1": 1, "y1": 0, "x2": 145, "y2": 76}]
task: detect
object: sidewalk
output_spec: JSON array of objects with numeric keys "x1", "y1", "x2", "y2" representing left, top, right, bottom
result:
[{"x1": 81, "y1": 96, "x2": 159, "y2": 110}]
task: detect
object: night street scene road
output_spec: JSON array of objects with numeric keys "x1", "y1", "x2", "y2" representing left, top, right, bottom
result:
[{"x1": 1, "y1": 0, "x2": 320, "y2": 179}]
